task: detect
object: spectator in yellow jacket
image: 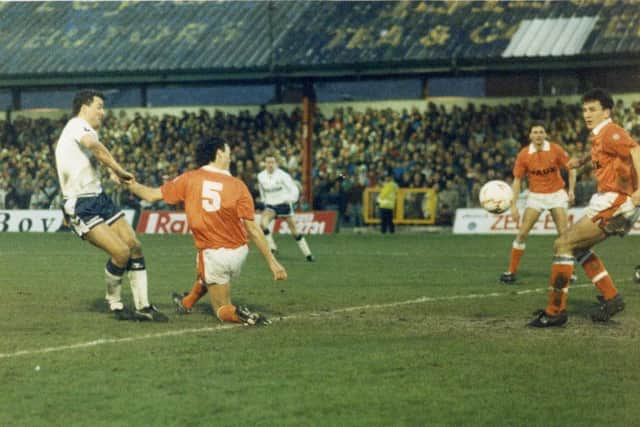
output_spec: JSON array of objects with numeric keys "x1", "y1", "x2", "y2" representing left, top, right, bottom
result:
[{"x1": 377, "y1": 172, "x2": 399, "y2": 234}]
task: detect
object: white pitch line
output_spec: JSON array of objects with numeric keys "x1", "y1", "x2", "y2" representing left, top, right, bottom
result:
[{"x1": 0, "y1": 283, "x2": 596, "y2": 360}]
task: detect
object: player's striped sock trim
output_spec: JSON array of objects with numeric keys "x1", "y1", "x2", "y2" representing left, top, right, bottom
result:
[
  {"x1": 106, "y1": 259, "x2": 125, "y2": 277},
  {"x1": 552, "y1": 255, "x2": 575, "y2": 266},
  {"x1": 512, "y1": 240, "x2": 526, "y2": 250},
  {"x1": 592, "y1": 271, "x2": 609, "y2": 283}
]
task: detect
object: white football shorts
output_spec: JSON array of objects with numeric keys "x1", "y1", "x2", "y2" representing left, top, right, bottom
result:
[
  {"x1": 525, "y1": 189, "x2": 568, "y2": 211},
  {"x1": 584, "y1": 192, "x2": 640, "y2": 236},
  {"x1": 198, "y1": 245, "x2": 249, "y2": 285}
]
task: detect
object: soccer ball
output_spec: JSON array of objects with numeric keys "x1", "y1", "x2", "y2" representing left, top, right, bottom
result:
[{"x1": 479, "y1": 180, "x2": 513, "y2": 214}]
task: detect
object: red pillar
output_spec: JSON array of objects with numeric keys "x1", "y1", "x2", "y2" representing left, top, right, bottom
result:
[{"x1": 301, "y1": 81, "x2": 316, "y2": 208}]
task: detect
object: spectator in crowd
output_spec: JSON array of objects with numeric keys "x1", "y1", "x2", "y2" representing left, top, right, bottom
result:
[
  {"x1": 29, "y1": 181, "x2": 50, "y2": 209},
  {"x1": 377, "y1": 171, "x2": 398, "y2": 234},
  {"x1": 0, "y1": 177, "x2": 8, "y2": 209}
]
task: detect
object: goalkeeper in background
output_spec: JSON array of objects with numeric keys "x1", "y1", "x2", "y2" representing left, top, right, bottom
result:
[
  {"x1": 258, "y1": 152, "x2": 315, "y2": 262},
  {"x1": 377, "y1": 172, "x2": 398, "y2": 234}
]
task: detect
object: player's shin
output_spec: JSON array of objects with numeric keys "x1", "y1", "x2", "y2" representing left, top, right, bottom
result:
[
  {"x1": 127, "y1": 257, "x2": 150, "y2": 310},
  {"x1": 105, "y1": 259, "x2": 125, "y2": 311},
  {"x1": 183, "y1": 278, "x2": 208, "y2": 309},
  {"x1": 577, "y1": 251, "x2": 618, "y2": 300},
  {"x1": 295, "y1": 234, "x2": 312, "y2": 257},
  {"x1": 545, "y1": 256, "x2": 574, "y2": 315},
  {"x1": 263, "y1": 228, "x2": 277, "y2": 251},
  {"x1": 508, "y1": 240, "x2": 526, "y2": 274}
]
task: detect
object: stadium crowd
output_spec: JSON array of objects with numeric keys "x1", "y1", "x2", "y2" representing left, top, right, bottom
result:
[{"x1": 1, "y1": 98, "x2": 639, "y2": 226}]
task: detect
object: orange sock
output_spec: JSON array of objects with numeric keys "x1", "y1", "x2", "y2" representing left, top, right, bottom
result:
[
  {"x1": 578, "y1": 251, "x2": 618, "y2": 300},
  {"x1": 545, "y1": 256, "x2": 574, "y2": 315},
  {"x1": 182, "y1": 279, "x2": 208, "y2": 309},
  {"x1": 508, "y1": 241, "x2": 526, "y2": 274},
  {"x1": 216, "y1": 304, "x2": 241, "y2": 323}
]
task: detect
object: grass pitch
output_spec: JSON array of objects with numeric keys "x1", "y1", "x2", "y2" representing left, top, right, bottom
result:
[{"x1": 1, "y1": 231, "x2": 639, "y2": 426}]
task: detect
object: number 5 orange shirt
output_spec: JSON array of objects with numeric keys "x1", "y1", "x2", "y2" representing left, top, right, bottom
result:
[
  {"x1": 160, "y1": 165, "x2": 255, "y2": 250},
  {"x1": 512, "y1": 141, "x2": 569, "y2": 194}
]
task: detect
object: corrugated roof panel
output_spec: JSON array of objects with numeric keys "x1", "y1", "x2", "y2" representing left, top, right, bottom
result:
[
  {"x1": 536, "y1": 18, "x2": 569, "y2": 56},
  {"x1": 503, "y1": 16, "x2": 598, "y2": 58},
  {"x1": 501, "y1": 17, "x2": 530, "y2": 58},
  {"x1": 562, "y1": 16, "x2": 597, "y2": 56},
  {"x1": 549, "y1": 17, "x2": 582, "y2": 56},
  {"x1": 523, "y1": 19, "x2": 547, "y2": 57}
]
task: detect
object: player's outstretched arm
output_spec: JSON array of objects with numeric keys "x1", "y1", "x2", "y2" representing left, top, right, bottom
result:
[
  {"x1": 127, "y1": 181, "x2": 164, "y2": 203},
  {"x1": 244, "y1": 219, "x2": 287, "y2": 281},
  {"x1": 79, "y1": 134, "x2": 133, "y2": 182},
  {"x1": 567, "y1": 153, "x2": 591, "y2": 170}
]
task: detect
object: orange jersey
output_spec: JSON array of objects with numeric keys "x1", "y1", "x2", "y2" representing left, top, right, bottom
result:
[
  {"x1": 512, "y1": 141, "x2": 569, "y2": 193},
  {"x1": 161, "y1": 165, "x2": 255, "y2": 250},
  {"x1": 590, "y1": 120, "x2": 639, "y2": 195}
]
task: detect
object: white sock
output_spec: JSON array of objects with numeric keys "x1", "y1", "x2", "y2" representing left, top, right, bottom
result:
[
  {"x1": 296, "y1": 236, "x2": 312, "y2": 257},
  {"x1": 128, "y1": 269, "x2": 150, "y2": 310},
  {"x1": 265, "y1": 233, "x2": 277, "y2": 251},
  {"x1": 105, "y1": 269, "x2": 124, "y2": 311}
]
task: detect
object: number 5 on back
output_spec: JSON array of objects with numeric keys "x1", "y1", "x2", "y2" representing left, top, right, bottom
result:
[{"x1": 202, "y1": 181, "x2": 222, "y2": 212}]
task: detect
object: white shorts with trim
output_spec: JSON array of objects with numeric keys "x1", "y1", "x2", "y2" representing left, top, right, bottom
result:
[
  {"x1": 584, "y1": 192, "x2": 640, "y2": 236},
  {"x1": 199, "y1": 245, "x2": 249, "y2": 285},
  {"x1": 525, "y1": 189, "x2": 568, "y2": 211}
]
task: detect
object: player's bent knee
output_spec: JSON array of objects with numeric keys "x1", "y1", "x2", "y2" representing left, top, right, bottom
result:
[
  {"x1": 553, "y1": 235, "x2": 572, "y2": 255},
  {"x1": 127, "y1": 237, "x2": 143, "y2": 255},
  {"x1": 111, "y1": 245, "x2": 131, "y2": 267}
]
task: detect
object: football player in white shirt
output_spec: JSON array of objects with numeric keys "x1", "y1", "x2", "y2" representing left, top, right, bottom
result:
[
  {"x1": 55, "y1": 90, "x2": 167, "y2": 322},
  {"x1": 257, "y1": 153, "x2": 314, "y2": 261}
]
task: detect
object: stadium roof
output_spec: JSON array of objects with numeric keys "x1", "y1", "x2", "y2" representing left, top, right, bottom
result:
[{"x1": 0, "y1": 1, "x2": 639, "y2": 87}]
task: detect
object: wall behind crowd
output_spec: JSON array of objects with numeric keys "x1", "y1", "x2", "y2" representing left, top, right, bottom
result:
[{"x1": 2, "y1": 95, "x2": 639, "y2": 226}]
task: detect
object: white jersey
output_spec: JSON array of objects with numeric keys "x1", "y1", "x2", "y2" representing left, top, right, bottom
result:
[
  {"x1": 257, "y1": 168, "x2": 299, "y2": 205},
  {"x1": 55, "y1": 117, "x2": 102, "y2": 198}
]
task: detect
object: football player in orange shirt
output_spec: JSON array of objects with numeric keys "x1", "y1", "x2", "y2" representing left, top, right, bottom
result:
[
  {"x1": 500, "y1": 123, "x2": 576, "y2": 284},
  {"x1": 529, "y1": 88, "x2": 640, "y2": 327},
  {"x1": 126, "y1": 137, "x2": 287, "y2": 325}
]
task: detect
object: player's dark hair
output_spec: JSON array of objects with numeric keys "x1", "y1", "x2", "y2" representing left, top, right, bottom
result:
[
  {"x1": 528, "y1": 121, "x2": 546, "y2": 133},
  {"x1": 582, "y1": 88, "x2": 614, "y2": 110},
  {"x1": 72, "y1": 89, "x2": 105, "y2": 116},
  {"x1": 196, "y1": 136, "x2": 227, "y2": 166}
]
